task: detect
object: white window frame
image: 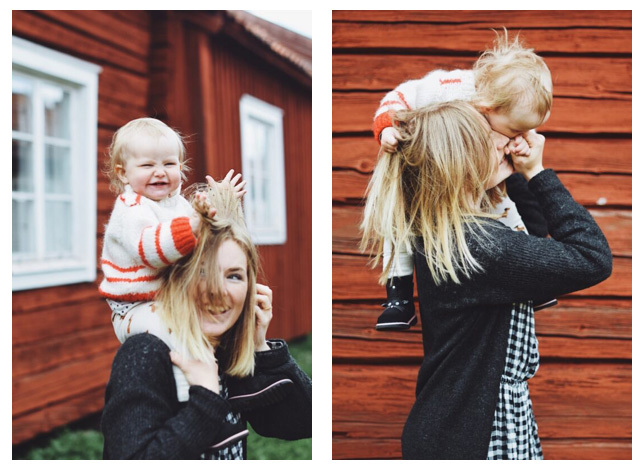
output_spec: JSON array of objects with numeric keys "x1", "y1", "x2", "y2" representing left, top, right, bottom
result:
[
  {"x1": 12, "y1": 36, "x2": 101, "y2": 291},
  {"x1": 239, "y1": 94, "x2": 287, "y2": 245}
]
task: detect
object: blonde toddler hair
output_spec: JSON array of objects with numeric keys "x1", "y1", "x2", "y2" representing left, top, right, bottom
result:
[
  {"x1": 361, "y1": 101, "x2": 500, "y2": 286},
  {"x1": 106, "y1": 117, "x2": 188, "y2": 194},
  {"x1": 156, "y1": 182, "x2": 258, "y2": 377},
  {"x1": 473, "y1": 29, "x2": 553, "y2": 122}
]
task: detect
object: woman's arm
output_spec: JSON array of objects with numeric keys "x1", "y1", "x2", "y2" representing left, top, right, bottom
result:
[
  {"x1": 243, "y1": 340, "x2": 312, "y2": 440},
  {"x1": 504, "y1": 173, "x2": 549, "y2": 237},
  {"x1": 102, "y1": 334, "x2": 231, "y2": 459},
  {"x1": 461, "y1": 169, "x2": 612, "y2": 304}
]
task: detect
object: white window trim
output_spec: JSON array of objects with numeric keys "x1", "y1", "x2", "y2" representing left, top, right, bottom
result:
[
  {"x1": 12, "y1": 36, "x2": 101, "y2": 291},
  {"x1": 239, "y1": 94, "x2": 287, "y2": 245}
]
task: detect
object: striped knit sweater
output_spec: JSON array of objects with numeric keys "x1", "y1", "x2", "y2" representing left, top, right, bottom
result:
[
  {"x1": 99, "y1": 185, "x2": 196, "y2": 301},
  {"x1": 373, "y1": 69, "x2": 476, "y2": 141}
]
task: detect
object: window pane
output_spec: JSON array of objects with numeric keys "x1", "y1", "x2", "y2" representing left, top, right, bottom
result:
[
  {"x1": 12, "y1": 139, "x2": 34, "y2": 192},
  {"x1": 43, "y1": 84, "x2": 71, "y2": 139},
  {"x1": 45, "y1": 201, "x2": 72, "y2": 255},
  {"x1": 12, "y1": 199, "x2": 35, "y2": 255},
  {"x1": 45, "y1": 145, "x2": 71, "y2": 194},
  {"x1": 12, "y1": 74, "x2": 33, "y2": 132}
]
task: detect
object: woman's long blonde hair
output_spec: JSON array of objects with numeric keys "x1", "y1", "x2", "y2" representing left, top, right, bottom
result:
[
  {"x1": 156, "y1": 183, "x2": 258, "y2": 377},
  {"x1": 361, "y1": 101, "x2": 499, "y2": 286}
]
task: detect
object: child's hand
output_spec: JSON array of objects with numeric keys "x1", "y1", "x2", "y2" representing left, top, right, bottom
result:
[
  {"x1": 190, "y1": 192, "x2": 216, "y2": 236},
  {"x1": 380, "y1": 127, "x2": 401, "y2": 154},
  {"x1": 507, "y1": 134, "x2": 531, "y2": 157},
  {"x1": 170, "y1": 350, "x2": 220, "y2": 394},
  {"x1": 254, "y1": 283, "x2": 273, "y2": 352},
  {"x1": 510, "y1": 130, "x2": 545, "y2": 181},
  {"x1": 207, "y1": 170, "x2": 247, "y2": 200}
]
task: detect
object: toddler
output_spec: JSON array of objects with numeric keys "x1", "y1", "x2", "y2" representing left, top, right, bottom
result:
[
  {"x1": 371, "y1": 31, "x2": 556, "y2": 331},
  {"x1": 99, "y1": 118, "x2": 246, "y2": 401}
]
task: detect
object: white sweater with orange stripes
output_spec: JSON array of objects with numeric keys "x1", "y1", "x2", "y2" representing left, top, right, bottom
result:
[
  {"x1": 372, "y1": 69, "x2": 476, "y2": 141},
  {"x1": 99, "y1": 185, "x2": 196, "y2": 302}
]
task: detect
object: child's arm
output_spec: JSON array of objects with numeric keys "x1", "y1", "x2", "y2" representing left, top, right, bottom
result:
[
  {"x1": 373, "y1": 69, "x2": 476, "y2": 149},
  {"x1": 114, "y1": 201, "x2": 196, "y2": 270}
]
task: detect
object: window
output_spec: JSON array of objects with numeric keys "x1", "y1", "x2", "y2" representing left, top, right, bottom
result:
[
  {"x1": 239, "y1": 95, "x2": 287, "y2": 245},
  {"x1": 12, "y1": 36, "x2": 101, "y2": 291}
]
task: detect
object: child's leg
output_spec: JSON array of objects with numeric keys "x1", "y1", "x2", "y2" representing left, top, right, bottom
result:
[
  {"x1": 376, "y1": 241, "x2": 416, "y2": 330},
  {"x1": 492, "y1": 195, "x2": 528, "y2": 233},
  {"x1": 112, "y1": 301, "x2": 191, "y2": 402}
]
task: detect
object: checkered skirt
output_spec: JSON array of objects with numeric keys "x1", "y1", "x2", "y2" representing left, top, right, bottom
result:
[
  {"x1": 486, "y1": 301, "x2": 543, "y2": 460},
  {"x1": 200, "y1": 378, "x2": 246, "y2": 460}
]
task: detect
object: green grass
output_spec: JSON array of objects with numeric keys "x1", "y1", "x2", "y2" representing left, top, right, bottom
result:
[{"x1": 13, "y1": 334, "x2": 312, "y2": 460}]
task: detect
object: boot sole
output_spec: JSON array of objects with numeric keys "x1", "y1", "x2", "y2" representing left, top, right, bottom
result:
[{"x1": 375, "y1": 315, "x2": 418, "y2": 331}]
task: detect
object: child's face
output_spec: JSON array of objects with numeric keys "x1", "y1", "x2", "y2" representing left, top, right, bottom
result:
[
  {"x1": 484, "y1": 107, "x2": 549, "y2": 139},
  {"x1": 117, "y1": 134, "x2": 182, "y2": 201}
]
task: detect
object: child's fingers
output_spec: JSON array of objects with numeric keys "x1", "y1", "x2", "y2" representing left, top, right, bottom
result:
[
  {"x1": 235, "y1": 180, "x2": 247, "y2": 190},
  {"x1": 230, "y1": 173, "x2": 242, "y2": 186},
  {"x1": 222, "y1": 169, "x2": 234, "y2": 184},
  {"x1": 205, "y1": 175, "x2": 216, "y2": 187}
]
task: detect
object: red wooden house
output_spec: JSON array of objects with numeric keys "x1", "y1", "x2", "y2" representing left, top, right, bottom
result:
[
  {"x1": 332, "y1": 11, "x2": 631, "y2": 460},
  {"x1": 12, "y1": 10, "x2": 311, "y2": 444}
]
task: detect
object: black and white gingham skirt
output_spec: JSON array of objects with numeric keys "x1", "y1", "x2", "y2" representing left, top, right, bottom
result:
[
  {"x1": 200, "y1": 377, "x2": 246, "y2": 460},
  {"x1": 487, "y1": 301, "x2": 543, "y2": 460}
]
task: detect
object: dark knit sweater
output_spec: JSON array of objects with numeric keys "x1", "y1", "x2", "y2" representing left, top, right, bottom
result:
[
  {"x1": 102, "y1": 334, "x2": 312, "y2": 459},
  {"x1": 402, "y1": 170, "x2": 612, "y2": 459}
]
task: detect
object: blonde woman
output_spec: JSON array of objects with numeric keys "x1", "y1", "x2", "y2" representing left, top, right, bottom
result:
[
  {"x1": 371, "y1": 30, "x2": 554, "y2": 331},
  {"x1": 361, "y1": 101, "x2": 612, "y2": 459},
  {"x1": 102, "y1": 182, "x2": 312, "y2": 459}
]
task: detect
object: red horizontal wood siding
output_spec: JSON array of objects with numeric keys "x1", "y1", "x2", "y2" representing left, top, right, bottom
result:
[{"x1": 332, "y1": 10, "x2": 632, "y2": 460}]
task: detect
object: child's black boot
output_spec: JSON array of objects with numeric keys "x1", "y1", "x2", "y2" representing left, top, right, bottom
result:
[{"x1": 375, "y1": 275, "x2": 416, "y2": 330}]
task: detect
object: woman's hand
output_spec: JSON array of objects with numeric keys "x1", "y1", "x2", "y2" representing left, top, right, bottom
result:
[
  {"x1": 510, "y1": 130, "x2": 546, "y2": 181},
  {"x1": 170, "y1": 350, "x2": 220, "y2": 394},
  {"x1": 254, "y1": 284, "x2": 273, "y2": 352}
]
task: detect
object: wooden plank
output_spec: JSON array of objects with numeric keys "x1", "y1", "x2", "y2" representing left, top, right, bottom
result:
[
  {"x1": 12, "y1": 10, "x2": 147, "y2": 74},
  {"x1": 332, "y1": 136, "x2": 632, "y2": 175},
  {"x1": 540, "y1": 439, "x2": 631, "y2": 460},
  {"x1": 332, "y1": 92, "x2": 632, "y2": 134},
  {"x1": 333, "y1": 335, "x2": 631, "y2": 361},
  {"x1": 333, "y1": 299, "x2": 632, "y2": 340},
  {"x1": 12, "y1": 350, "x2": 114, "y2": 416},
  {"x1": 333, "y1": 55, "x2": 632, "y2": 99},
  {"x1": 12, "y1": 386, "x2": 106, "y2": 445},
  {"x1": 333, "y1": 169, "x2": 632, "y2": 207},
  {"x1": 332, "y1": 10, "x2": 633, "y2": 28},
  {"x1": 332, "y1": 23, "x2": 632, "y2": 54},
  {"x1": 13, "y1": 325, "x2": 120, "y2": 378},
  {"x1": 38, "y1": 10, "x2": 150, "y2": 57},
  {"x1": 333, "y1": 204, "x2": 632, "y2": 257},
  {"x1": 11, "y1": 283, "x2": 101, "y2": 315},
  {"x1": 332, "y1": 254, "x2": 631, "y2": 299},
  {"x1": 98, "y1": 95, "x2": 149, "y2": 129},
  {"x1": 98, "y1": 66, "x2": 149, "y2": 109},
  {"x1": 331, "y1": 436, "x2": 631, "y2": 460},
  {"x1": 12, "y1": 298, "x2": 110, "y2": 346}
]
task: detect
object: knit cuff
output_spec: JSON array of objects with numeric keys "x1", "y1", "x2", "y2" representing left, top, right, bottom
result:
[
  {"x1": 188, "y1": 385, "x2": 233, "y2": 422},
  {"x1": 373, "y1": 112, "x2": 394, "y2": 142},
  {"x1": 254, "y1": 339, "x2": 290, "y2": 370},
  {"x1": 527, "y1": 169, "x2": 558, "y2": 193},
  {"x1": 171, "y1": 217, "x2": 197, "y2": 256}
]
